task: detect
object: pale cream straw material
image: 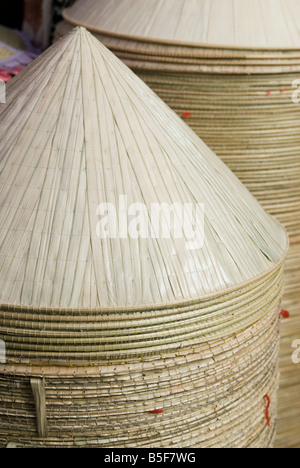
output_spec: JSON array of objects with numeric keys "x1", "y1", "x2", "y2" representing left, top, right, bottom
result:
[
  {"x1": 0, "y1": 26, "x2": 26, "y2": 51},
  {"x1": 59, "y1": 0, "x2": 300, "y2": 447}
]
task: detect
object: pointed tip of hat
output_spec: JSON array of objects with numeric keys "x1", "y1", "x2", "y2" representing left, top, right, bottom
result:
[{"x1": 71, "y1": 26, "x2": 89, "y2": 36}]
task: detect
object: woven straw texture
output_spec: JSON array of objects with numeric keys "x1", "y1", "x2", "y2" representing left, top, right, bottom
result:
[
  {"x1": 0, "y1": 28, "x2": 288, "y2": 448},
  {"x1": 0, "y1": 26, "x2": 41, "y2": 75},
  {"x1": 0, "y1": 26, "x2": 26, "y2": 61},
  {"x1": 0, "y1": 26, "x2": 26, "y2": 52},
  {"x1": 60, "y1": 0, "x2": 300, "y2": 447}
]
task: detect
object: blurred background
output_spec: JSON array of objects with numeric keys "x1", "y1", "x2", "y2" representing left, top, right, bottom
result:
[{"x1": 0, "y1": 0, "x2": 74, "y2": 81}]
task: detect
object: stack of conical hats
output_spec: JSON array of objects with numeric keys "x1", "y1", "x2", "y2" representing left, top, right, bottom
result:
[
  {"x1": 0, "y1": 28, "x2": 288, "y2": 448},
  {"x1": 57, "y1": 0, "x2": 300, "y2": 448}
]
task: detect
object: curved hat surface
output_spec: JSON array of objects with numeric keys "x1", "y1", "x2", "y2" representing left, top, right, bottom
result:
[{"x1": 0, "y1": 27, "x2": 287, "y2": 450}]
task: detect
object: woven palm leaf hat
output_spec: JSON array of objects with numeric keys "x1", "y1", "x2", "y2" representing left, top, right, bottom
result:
[
  {"x1": 0, "y1": 27, "x2": 288, "y2": 448},
  {"x1": 59, "y1": 0, "x2": 300, "y2": 448}
]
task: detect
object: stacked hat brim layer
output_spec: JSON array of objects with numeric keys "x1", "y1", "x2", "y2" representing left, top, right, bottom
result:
[
  {"x1": 56, "y1": 21, "x2": 300, "y2": 74},
  {"x1": 0, "y1": 28, "x2": 288, "y2": 448},
  {"x1": 58, "y1": 0, "x2": 300, "y2": 448}
]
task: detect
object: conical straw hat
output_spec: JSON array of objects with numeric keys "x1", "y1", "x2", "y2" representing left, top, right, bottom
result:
[
  {"x1": 0, "y1": 44, "x2": 14, "y2": 61},
  {"x1": 58, "y1": 18, "x2": 300, "y2": 75},
  {"x1": 60, "y1": 0, "x2": 300, "y2": 75},
  {"x1": 63, "y1": 0, "x2": 300, "y2": 50},
  {"x1": 0, "y1": 28, "x2": 287, "y2": 310},
  {"x1": 0, "y1": 28, "x2": 288, "y2": 449}
]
